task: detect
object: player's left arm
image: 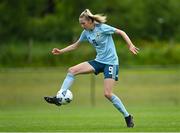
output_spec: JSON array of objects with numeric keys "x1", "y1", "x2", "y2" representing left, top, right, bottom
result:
[{"x1": 115, "y1": 29, "x2": 139, "y2": 55}]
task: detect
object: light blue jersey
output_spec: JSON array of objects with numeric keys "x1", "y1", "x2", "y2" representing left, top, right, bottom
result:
[{"x1": 79, "y1": 23, "x2": 119, "y2": 65}]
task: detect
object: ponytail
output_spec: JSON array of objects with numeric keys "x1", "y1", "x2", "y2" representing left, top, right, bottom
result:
[{"x1": 80, "y1": 9, "x2": 107, "y2": 23}]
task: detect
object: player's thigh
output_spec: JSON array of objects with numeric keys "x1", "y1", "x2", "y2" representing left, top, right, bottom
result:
[
  {"x1": 68, "y1": 62, "x2": 95, "y2": 75},
  {"x1": 104, "y1": 78, "x2": 115, "y2": 98}
]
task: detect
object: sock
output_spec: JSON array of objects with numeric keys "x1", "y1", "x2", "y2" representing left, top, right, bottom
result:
[
  {"x1": 58, "y1": 73, "x2": 75, "y2": 92},
  {"x1": 111, "y1": 94, "x2": 129, "y2": 117}
]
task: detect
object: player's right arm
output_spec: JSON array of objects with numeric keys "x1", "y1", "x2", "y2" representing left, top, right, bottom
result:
[{"x1": 52, "y1": 39, "x2": 81, "y2": 55}]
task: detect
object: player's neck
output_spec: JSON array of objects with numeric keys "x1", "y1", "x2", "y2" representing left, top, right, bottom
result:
[{"x1": 89, "y1": 23, "x2": 95, "y2": 31}]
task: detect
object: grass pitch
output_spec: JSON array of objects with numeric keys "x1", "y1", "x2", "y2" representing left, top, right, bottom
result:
[{"x1": 0, "y1": 67, "x2": 180, "y2": 132}]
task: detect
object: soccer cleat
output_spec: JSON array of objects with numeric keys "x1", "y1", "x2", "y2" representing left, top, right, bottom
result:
[
  {"x1": 44, "y1": 96, "x2": 61, "y2": 106},
  {"x1": 125, "y1": 115, "x2": 134, "y2": 128}
]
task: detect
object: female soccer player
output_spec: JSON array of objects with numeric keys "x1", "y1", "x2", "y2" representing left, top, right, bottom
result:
[{"x1": 44, "y1": 9, "x2": 139, "y2": 128}]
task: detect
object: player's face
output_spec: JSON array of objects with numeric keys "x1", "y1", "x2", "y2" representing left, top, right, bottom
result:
[{"x1": 79, "y1": 17, "x2": 93, "y2": 30}]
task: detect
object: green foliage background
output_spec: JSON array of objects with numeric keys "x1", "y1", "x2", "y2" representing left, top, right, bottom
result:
[
  {"x1": 0, "y1": 0, "x2": 180, "y2": 42},
  {"x1": 0, "y1": 0, "x2": 180, "y2": 67}
]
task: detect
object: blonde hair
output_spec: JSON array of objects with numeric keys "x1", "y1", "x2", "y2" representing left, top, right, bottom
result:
[{"x1": 80, "y1": 9, "x2": 107, "y2": 23}]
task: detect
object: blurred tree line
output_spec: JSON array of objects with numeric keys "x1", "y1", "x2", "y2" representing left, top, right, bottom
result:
[{"x1": 0, "y1": 0, "x2": 180, "y2": 43}]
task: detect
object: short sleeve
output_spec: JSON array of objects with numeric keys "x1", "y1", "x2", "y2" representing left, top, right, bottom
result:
[
  {"x1": 101, "y1": 24, "x2": 117, "y2": 34},
  {"x1": 79, "y1": 30, "x2": 87, "y2": 42}
]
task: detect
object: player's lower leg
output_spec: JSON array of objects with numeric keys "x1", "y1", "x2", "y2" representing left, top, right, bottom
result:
[
  {"x1": 44, "y1": 62, "x2": 94, "y2": 106},
  {"x1": 110, "y1": 94, "x2": 134, "y2": 128},
  {"x1": 58, "y1": 72, "x2": 75, "y2": 92},
  {"x1": 44, "y1": 73, "x2": 75, "y2": 105}
]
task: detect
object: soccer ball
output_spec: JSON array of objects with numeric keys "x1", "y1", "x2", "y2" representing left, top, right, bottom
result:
[{"x1": 56, "y1": 90, "x2": 73, "y2": 105}]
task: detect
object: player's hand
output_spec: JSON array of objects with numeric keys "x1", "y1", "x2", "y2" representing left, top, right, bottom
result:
[
  {"x1": 52, "y1": 48, "x2": 61, "y2": 55},
  {"x1": 128, "y1": 45, "x2": 139, "y2": 55}
]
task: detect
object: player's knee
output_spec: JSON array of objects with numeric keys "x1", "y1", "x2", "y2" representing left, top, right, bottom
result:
[
  {"x1": 68, "y1": 67, "x2": 77, "y2": 75},
  {"x1": 104, "y1": 92, "x2": 112, "y2": 100}
]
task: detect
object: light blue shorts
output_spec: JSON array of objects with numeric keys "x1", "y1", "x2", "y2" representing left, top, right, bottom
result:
[{"x1": 88, "y1": 60, "x2": 119, "y2": 81}]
